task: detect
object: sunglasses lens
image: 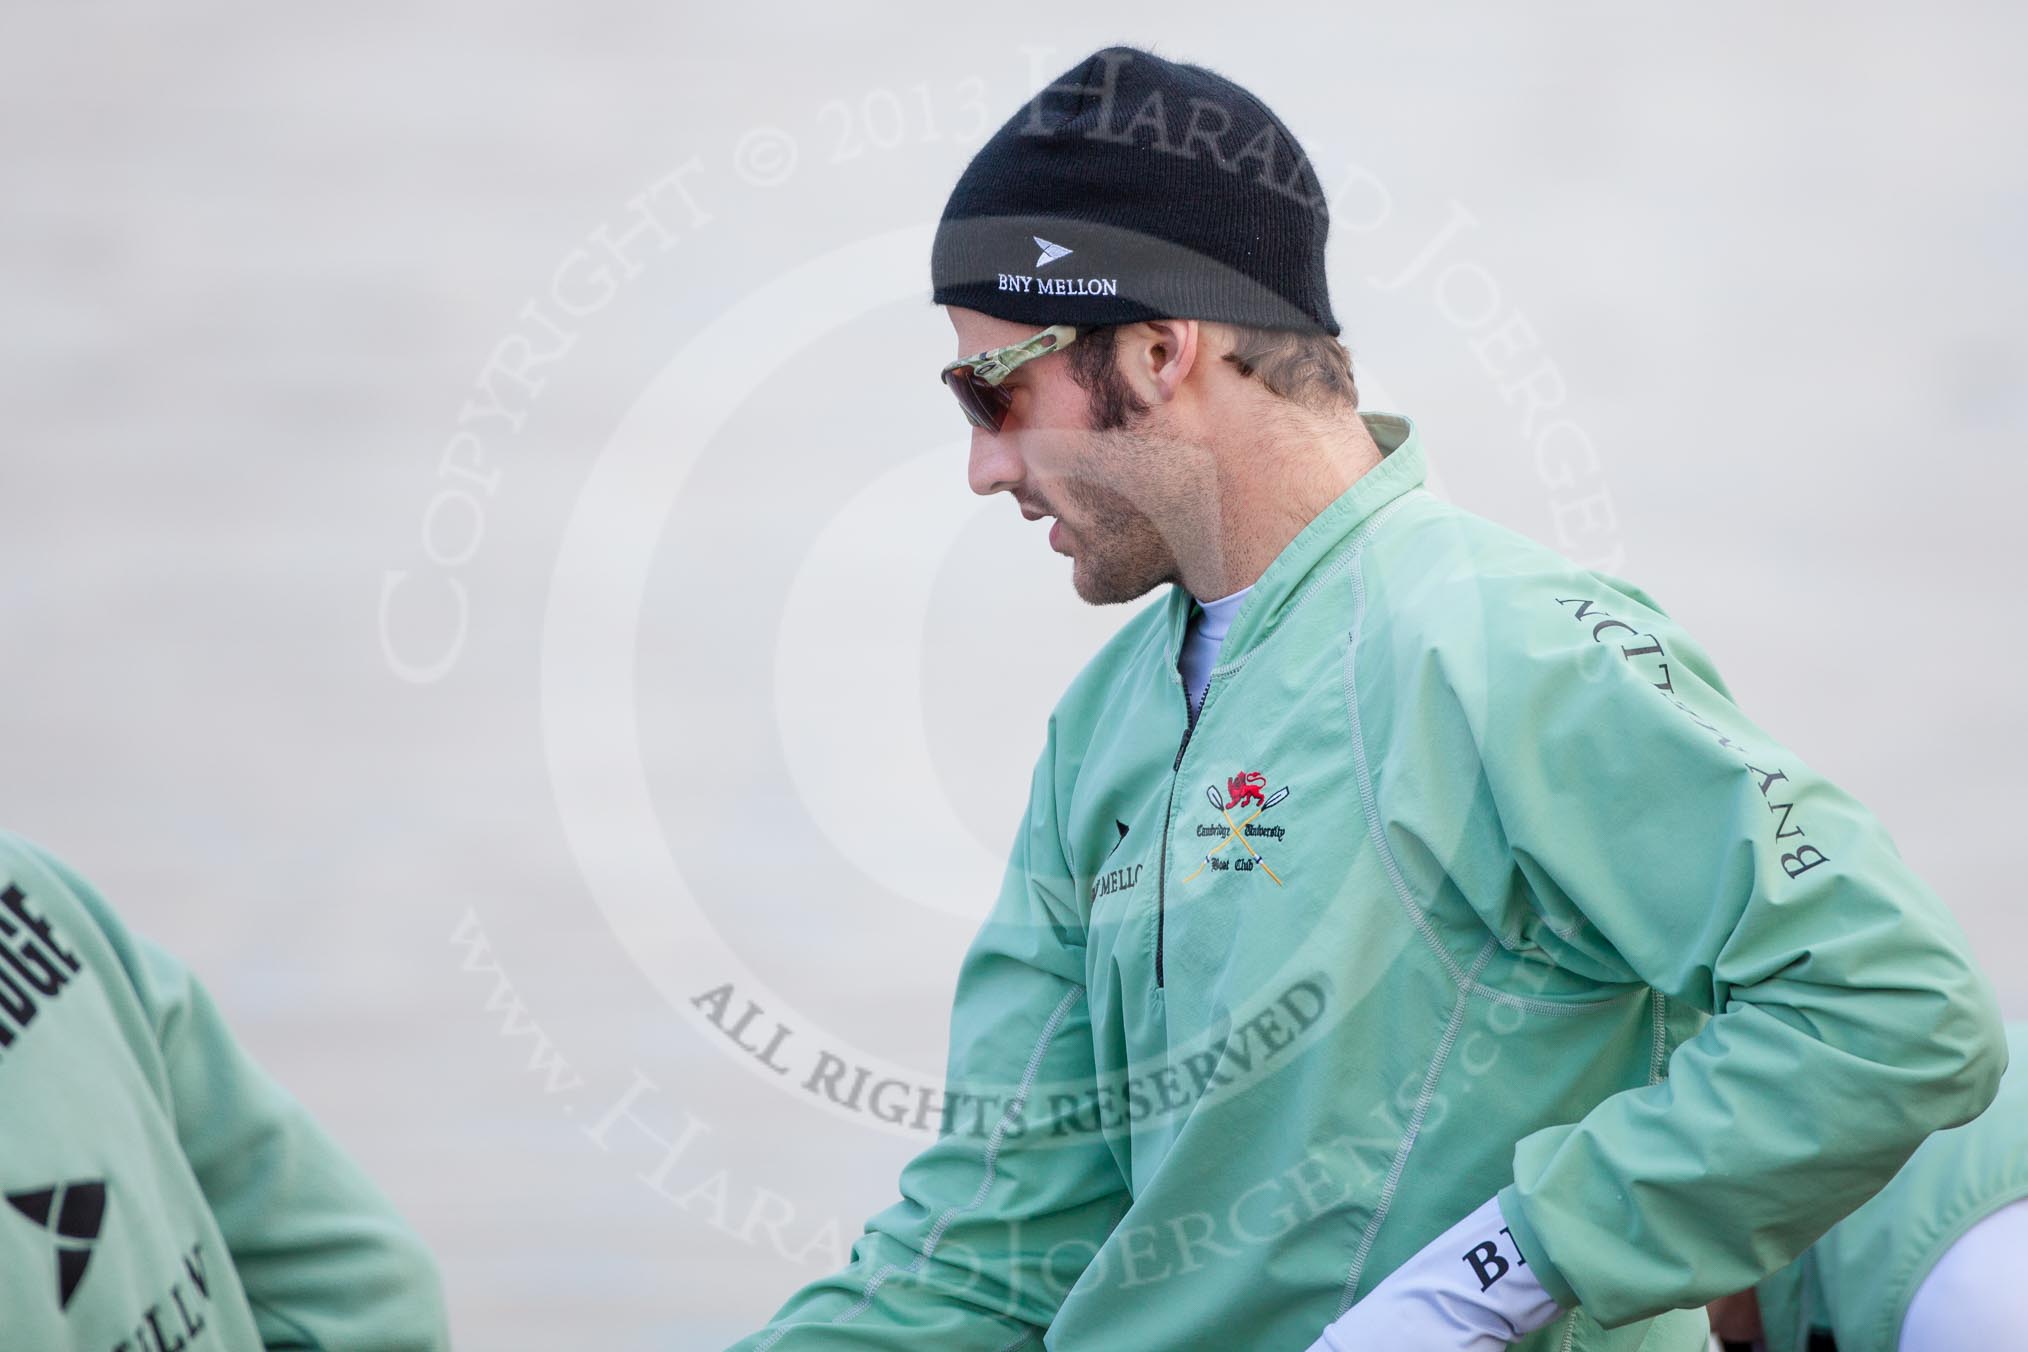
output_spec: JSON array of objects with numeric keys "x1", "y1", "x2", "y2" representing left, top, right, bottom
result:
[{"x1": 943, "y1": 366, "x2": 1010, "y2": 432}]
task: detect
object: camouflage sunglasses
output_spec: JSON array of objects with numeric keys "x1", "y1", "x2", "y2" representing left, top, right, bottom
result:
[{"x1": 939, "y1": 323, "x2": 1081, "y2": 432}]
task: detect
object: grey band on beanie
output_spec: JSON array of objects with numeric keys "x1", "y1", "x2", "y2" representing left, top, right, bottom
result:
[{"x1": 931, "y1": 46, "x2": 1340, "y2": 337}]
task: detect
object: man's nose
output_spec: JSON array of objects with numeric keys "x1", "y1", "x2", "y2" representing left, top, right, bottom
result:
[{"x1": 967, "y1": 426, "x2": 1024, "y2": 498}]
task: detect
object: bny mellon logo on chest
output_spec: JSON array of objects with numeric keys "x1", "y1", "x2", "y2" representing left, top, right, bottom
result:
[
  {"x1": 8, "y1": 1178, "x2": 105, "y2": 1310},
  {"x1": 1090, "y1": 819, "x2": 1140, "y2": 906}
]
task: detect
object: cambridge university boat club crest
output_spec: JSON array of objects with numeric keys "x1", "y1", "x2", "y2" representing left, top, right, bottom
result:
[{"x1": 1184, "y1": 770, "x2": 1290, "y2": 886}]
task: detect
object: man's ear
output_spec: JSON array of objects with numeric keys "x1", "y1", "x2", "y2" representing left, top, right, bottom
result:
[{"x1": 1123, "y1": 319, "x2": 1200, "y2": 403}]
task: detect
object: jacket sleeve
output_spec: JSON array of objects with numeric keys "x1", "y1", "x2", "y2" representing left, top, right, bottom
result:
[
  {"x1": 729, "y1": 715, "x2": 1131, "y2": 1349},
  {"x1": 31, "y1": 844, "x2": 452, "y2": 1351},
  {"x1": 1423, "y1": 566, "x2": 2007, "y2": 1328}
]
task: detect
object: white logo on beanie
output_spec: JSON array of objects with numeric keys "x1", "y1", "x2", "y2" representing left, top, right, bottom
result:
[{"x1": 999, "y1": 234, "x2": 1118, "y2": 296}]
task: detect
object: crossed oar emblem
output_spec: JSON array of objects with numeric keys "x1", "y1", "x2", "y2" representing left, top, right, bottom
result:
[{"x1": 1182, "y1": 781, "x2": 1289, "y2": 886}]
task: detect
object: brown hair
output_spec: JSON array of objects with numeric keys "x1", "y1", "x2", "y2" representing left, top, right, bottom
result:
[
  {"x1": 1063, "y1": 321, "x2": 1358, "y2": 430},
  {"x1": 1219, "y1": 324, "x2": 1359, "y2": 414}
]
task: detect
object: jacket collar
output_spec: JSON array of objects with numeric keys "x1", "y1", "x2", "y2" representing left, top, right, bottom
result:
[{"x1": 1163, "y1": 411, "x2": 1426, "y2": 670}]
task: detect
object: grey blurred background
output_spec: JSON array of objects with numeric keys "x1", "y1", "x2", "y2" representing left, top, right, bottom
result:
[{"x1": 3, "y1": 4, "x2": 2022, "y2": 1348}]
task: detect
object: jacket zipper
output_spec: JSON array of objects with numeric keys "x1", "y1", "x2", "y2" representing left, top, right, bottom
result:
[{"x1": 1155, "y1": 672, "x2": 1221, "y2": 988}]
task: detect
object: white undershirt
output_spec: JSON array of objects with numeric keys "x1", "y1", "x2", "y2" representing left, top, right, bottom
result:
[
  {"x1": 1898, "y1": 1196, "x2": 2028, "y2": 1351},
  {"x1": 1181, "y1": 584, "x2": 1253, "y2": 720}
]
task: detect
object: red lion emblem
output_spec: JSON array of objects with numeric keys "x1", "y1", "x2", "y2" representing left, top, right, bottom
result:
[{"x1": 1226, "y1": 771, "x2": 1267, "y2": 809}]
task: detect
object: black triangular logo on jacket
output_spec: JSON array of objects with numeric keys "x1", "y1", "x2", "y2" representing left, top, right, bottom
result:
[
  {"x1": 1106, "y1": 819, "x2": 1130, "y2": 858},
  {"x1": 7, "y1": 1178, "x2": 106, "y2": 1310}
]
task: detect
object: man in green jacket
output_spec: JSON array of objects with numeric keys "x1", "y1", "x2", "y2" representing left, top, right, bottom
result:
[
  {"x1": 732, "y1": 46, "x2": 2007, "y2": 1350},
  {"x1": 0, "y1": 831, "x2": 450, "y2": 1351}
]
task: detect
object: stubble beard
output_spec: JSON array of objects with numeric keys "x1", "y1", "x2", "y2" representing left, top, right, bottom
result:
[{"x1": 1058, "y1": 425, "x2": 1190, "y2": 607}]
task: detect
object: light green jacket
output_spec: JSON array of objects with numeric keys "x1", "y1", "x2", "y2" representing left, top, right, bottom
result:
[
  {"x1": 732, "y1": 412, "x2": 2006, "y2": 1351},
  {"x1": 1756, "y1": 1021, "x2": 2028, "y2": 1352},
  {"x1": 0, "y1": 833, "x2": 450, "y2": 1351}
]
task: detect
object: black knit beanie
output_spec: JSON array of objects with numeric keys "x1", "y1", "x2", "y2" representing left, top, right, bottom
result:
[{"x1": 931, "y1": 46, "x2": 1339, "y2": 337}]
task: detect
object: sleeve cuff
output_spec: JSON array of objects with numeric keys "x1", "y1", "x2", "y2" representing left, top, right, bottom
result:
[{"x1": 1497, "y1": 1181, "x2": 1581, "y2": 1314}]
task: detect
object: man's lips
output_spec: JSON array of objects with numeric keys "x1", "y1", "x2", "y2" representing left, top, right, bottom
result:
[{"x1": 1018, "y1": 503, "x2": 1070, "y2": 551}]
